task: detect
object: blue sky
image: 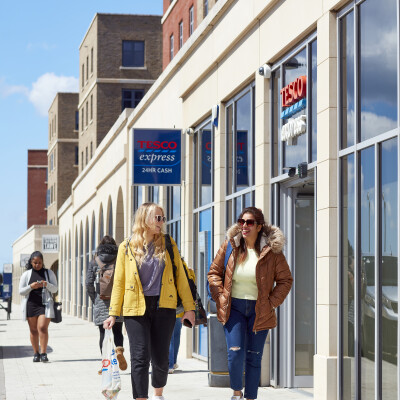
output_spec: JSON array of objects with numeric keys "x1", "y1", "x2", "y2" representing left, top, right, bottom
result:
[{"x1": 0, "y1": 1, "x2": 162, "y2": 272}]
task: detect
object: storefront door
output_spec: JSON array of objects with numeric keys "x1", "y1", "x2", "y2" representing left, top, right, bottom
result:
[{"x1": 272, "y1": 182, "x2": 315, "y2": 388}]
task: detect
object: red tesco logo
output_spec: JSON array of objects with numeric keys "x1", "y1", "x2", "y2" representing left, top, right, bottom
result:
[
  {"x1": 280, "y1": 76, "x2": 307, "y2": 108},
  {"x1": 137, "y1": 140, "x2": 177, "y2": 150}
]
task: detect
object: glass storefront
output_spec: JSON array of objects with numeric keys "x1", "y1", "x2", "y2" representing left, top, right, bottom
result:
[
  {"x1": 193, "y1": 118, "x2": 214, "y2": 358},
  {"x1": 271, "y1": 35, "x2": 317, "y2": 179},
  {"x1": 226, "y1": 84, "x2": 256, "y2": 226},
  {"x1": 338, "y1": 1, "x2": 399, "y2": 398},
  {"x1": 270, "y1": 34, "x2": 317, "y2": 388}
]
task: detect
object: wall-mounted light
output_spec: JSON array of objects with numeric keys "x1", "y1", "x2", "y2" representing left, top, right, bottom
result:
[
  {"x1": 185, "y1": 127, "x2": 194, "y2": 136},
  {"x1": 283, "y1": 167, "x2": 296, "y2": 177},
  {"x1": 258, "y1": 63, "x2": 271, "y2": 79}
]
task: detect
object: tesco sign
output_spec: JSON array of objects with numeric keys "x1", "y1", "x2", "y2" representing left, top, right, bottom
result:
[
  {"x1": 133, "y1": 129, "x2": 182, "y2": 185},
  {"x1": 280, "y1": 76, "x2": 306, "y2": 108}
]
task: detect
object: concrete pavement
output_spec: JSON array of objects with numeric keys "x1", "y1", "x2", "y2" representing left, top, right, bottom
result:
[{"x1": 0, "y1": 304, "x2": 313, "y2": 400}]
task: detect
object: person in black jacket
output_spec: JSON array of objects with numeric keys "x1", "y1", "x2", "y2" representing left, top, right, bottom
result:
[{"x1": 86, "y1": 235, "x2": 127, "y2": 373}]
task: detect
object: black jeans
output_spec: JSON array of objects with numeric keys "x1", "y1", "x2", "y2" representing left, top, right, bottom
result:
[
  {"x1": 98, "y1": 322, "x2": 124, "y2": 353},
  {"x1": 125, "y1": 296, "x2": 176, "y2": 399}
]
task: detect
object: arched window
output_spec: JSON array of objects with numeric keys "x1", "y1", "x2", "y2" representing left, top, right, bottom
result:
[{"x1": 108, "y1": 200, "x2": 113, "y2": 237}]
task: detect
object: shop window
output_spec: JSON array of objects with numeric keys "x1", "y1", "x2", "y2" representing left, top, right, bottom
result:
[
  {"x1": 225, "y1": 84, "x2": 255, "y2": 204},
  {"x1": 122, "y1": 89, "x2": 144, "y2": 111},
  {"x1": 360, "y1": 0, "x2": 397, "y2": 142},
  {"x1": 148, "y1": 186, "x2": 159, "y2": 204},
  {"x1": 340, "y1": 0, "x2": 397, "y2": 149},
  {"x1": 122, "y1": 40, "x2": 144, "y2": 67},
  {"x1": 193, "y1": 117, "x2": 214, "y2": 358},
  {"x1": 194, "y1": 120, "x2": 213, "y2": 208},
  {"x1": 133, "y1": 186, "x2": 143, "y2": 215},
  {"x1": 270, "y1": 36, "x2": 317, "y2": 177},
  {"x1": 166, "y1": 186, "x2": 181, "y2": 250}
]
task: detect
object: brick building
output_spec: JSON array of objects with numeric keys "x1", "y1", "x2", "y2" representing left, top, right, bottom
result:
[
  {"x1": 27, "y1": 150, "x2": 48, "y2": 228},
  {"x1": 162, "y1": 0, "x2": 219, "y2": 69},
  {"x1": 47, "y1": 93, "x2": 79, "y2": 226},
  {"x1": 78, "y1": 13, "x2": 162, "y2": 172}
]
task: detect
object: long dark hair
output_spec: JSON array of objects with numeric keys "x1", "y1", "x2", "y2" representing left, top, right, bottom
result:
[
  {"x1": 26, "y1": 251, "x2": 44, "y2": 270},
  {"x1": 237, "y1": 207, "x2": 271, "y2": 263}
]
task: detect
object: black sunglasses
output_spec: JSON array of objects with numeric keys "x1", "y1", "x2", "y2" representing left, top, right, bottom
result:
[
  {"x1": 154, "y1": 215, "x2": 166, "y2": 223},
  {"x1": 237, "y1": 218, "x2": 256, "y2": 227}
]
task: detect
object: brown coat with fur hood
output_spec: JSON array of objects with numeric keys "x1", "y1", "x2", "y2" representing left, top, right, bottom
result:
[{"x1": 207, "y1": 223, "x2": 293, "y2": 332}]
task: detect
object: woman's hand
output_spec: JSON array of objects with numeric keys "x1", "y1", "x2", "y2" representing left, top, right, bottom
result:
[
  {"x1": 30, "y1": 281, "x2": 42, "y2": 289},
  {"x1": 103, "y1": 316, "x2": 116, "y2": 330},
  {"x1": 181, "y1": 310, "x2": 195, "y2": 327},
  {"x1": 42, "y1": 281, "x2": 47, "y2": 287}
]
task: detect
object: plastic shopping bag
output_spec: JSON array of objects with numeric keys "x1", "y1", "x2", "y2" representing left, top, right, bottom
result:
[{"x1": 101, "y1": 329, "x2": 121, "y2": 399}]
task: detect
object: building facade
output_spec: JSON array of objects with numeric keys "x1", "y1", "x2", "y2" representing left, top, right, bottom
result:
[
  {"x1": 162, "y1": 0, "x2": 221, "y2": 69},
  {"x1": 11, "y1": 0, "x2": 397, "y2": 399},
  {"x1": 47, "y1": 92, "x2": 79, "y2": 226},
  {"x1": 27, "y1": 150, "x2": 48, "y2": 228},
  {"x1": 78, "y1": 13, "x2": 162, "y2": 172}
]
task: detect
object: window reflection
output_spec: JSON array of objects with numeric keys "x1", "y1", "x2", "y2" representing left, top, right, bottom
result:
[
  {"x1": 341, "y1": 154, "x2": 355, "y2": 400},
  {"x1": 199, "y1": 123, "x2": 212, "y2": 206},
  {"x1": 236, "y1": 92, "x2": 251, "y2": 190},
  {"x1": 360, "y1": 146, "x2": 375, "y2": 400},
  {"x1": 311, "y1": 40, "x2": 317, "y2": 161},
  {"x1": 283, "y1": 48, "x2": 307, "y2": 168},
  {"x1": 272, "y1": 69, "x2": 281, "y2": 176},
  {"x1": 341, "y1": 11, "x2": 355, "y2": 149},
  {"x1": 381, "y1": 138, "x2": 398, "y2": 400},
  {"x1": 360, "y1": 0, "x2": 397, "y2": 141}
]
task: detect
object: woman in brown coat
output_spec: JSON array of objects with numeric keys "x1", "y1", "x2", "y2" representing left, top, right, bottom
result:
[{"x1": 208, "y1": 207, "x2": 292, "y2": 400}]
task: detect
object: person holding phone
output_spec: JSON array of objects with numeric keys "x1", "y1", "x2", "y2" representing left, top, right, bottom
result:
[
  {"x1": 19, "y1": 251, "x2": 58, "y2": 362},
  {"x1": 208, "y1": 207, "x2": 293, "y2": 400},
  {"x1": 103, "y1": 202, "x2": 195, "y2": 400}
]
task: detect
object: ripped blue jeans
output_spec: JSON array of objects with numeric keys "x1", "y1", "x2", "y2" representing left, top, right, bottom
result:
[{"x1": 223, "y1": 297, "x2": 269, "y2": 399}]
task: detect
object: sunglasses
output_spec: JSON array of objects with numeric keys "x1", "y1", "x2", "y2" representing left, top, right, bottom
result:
[
  {"x1": 237, "y1": 218, "x2": 256, "y2": 227},
  {"x1": 154, "y1": 215, "x2": 166, "y2": 223}
]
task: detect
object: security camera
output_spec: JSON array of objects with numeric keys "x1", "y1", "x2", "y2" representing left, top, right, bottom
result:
[
  {"x1": 258, "y1": 63, "x2": 271, "y2": 79},
  {"x1": 185, "y1": 127, "x2": 194, "y2": 136}
]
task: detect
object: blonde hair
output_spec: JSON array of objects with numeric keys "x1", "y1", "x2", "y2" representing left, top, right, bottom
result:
[{"x1": 130, "y1": 202, "x2": 166, "y2": 266}]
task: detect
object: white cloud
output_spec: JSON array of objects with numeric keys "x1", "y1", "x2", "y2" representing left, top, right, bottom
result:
[
  {"x1": 0, "y1": 78, "x2": 29, "y2": 97},
  {"x1": 28, "y1": 73, "x2": 78, "y2": 116},
  {"x1": 26, "y1": 42, "x2": 57, "y2": 51},
  {"x1": 0, "y1": 73, "x2": 78, "y2": 117}
]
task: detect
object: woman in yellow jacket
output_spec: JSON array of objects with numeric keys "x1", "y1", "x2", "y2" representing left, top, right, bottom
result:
[{"x1": 103, "y1": 203, "x2": 195, "y2": 400}]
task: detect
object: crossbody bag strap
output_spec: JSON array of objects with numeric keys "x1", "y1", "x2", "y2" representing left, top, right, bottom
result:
[{"x1": 164, "y1": 234, "x2": 177, "y2": 284}]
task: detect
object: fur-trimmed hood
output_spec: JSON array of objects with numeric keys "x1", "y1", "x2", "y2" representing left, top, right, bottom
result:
[{"x1": 226, "y1": 223, "x2": 285, "y2": 254}]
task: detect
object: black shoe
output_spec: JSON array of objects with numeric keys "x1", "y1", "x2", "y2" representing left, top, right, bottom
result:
[
  {"x1": 40, "y1": 353, "x2": 49, "y2": 362},
  {"x1": 33, "y1": 353, "x2": 40, "y2": 362}
]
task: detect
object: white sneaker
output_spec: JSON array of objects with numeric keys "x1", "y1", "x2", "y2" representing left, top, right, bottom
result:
[
  {"x1": 231, "y1": 395, "x2": 244, "y2": 400},
  {"x1": 173, "y1": 363, "x2": 179, "y2": 370},
  {"x1": 168, "y1": 368, "x2": 174, "y2": 374},
  {"x1": 152, "y1": 396, "x2": 165, "y2": 400}
]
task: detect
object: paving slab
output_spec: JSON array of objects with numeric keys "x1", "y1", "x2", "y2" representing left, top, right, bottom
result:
[{"x1": 0, "y1": 304, "x2": 313, "y2": 400}]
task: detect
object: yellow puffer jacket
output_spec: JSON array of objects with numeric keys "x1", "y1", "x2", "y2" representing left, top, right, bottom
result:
[{"x1": 109, "y1": 235, "x2": 195, "y2": 316}]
